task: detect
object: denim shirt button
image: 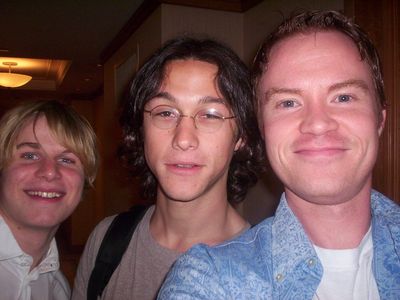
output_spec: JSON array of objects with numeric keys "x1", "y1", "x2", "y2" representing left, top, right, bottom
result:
[
  {"x1": 275, "y1": 273, "x2": 284, "y2": 282},
  {"x1": 307, "y1": 258, "x2": 315, "y2": 267}
]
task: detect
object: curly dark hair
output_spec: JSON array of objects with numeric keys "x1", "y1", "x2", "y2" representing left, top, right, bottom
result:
[
  {"x1": 119, "y1": 37, "x2": 265, "y2": 203},
  {"x1": 252, "y1": 10, "x2": 387, "y2": 116}
]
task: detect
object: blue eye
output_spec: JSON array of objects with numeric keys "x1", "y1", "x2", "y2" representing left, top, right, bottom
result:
[
  {"x1": 21, "y1": 152, "x2": 39, "y2": 160},
  {"x1": 58, "y1": 157, "x2": 75, "y2": 164},
  {"x1": 279, "y1": 100, "x2": 297, "y2": 108},
  {"x1": 337, "y1": 94, "x2": 352, "y2": 102}
]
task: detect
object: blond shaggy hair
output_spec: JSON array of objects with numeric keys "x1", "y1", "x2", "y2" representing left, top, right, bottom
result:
[{"x1": 0, "y1": 100, "x2": 99, "y2": 186}]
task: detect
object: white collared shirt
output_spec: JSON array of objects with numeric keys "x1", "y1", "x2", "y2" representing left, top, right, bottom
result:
[{"x1": 0, "y1": 217, "x2": 70, "y2": 300}]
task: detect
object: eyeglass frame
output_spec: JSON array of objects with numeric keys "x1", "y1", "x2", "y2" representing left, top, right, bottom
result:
[{"x1": 143, "y1": 104, "x2": 236, "y2": 133}]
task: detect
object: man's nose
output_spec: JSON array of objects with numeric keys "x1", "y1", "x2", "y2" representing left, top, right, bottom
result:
[
  {"x1": 35, "y1": 158, "x2": 62, "y2": 181},
  {"x1": 172, "y1": 116, "x2": 199, "y2": 151},
  {"x1": 299, "y1": 102, "x2": 339, "y2": 135}
]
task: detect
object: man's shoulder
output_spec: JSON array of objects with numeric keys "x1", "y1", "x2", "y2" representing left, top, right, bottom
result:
[
  {"x1": 371, "y1": 189, "x2": 400, "y2": 223},
  {"x1": 88, "y1": 205, "x2": 153, "y2": 241},
  {"x1": 216, "y1": 216, "x2": 274, "y2": 249},
  {"x1": 88, "y1": 215, "x2": 118, "y2": 241},
  {"x1": 159, "y1": 217, "x2": 276, "y2": 299},
  {"x1": 0, "y1": 216, "x2": 22, "y2": 259},
  {"x1": 183, "y1": 215, "x2": 275, "y2": 267}
]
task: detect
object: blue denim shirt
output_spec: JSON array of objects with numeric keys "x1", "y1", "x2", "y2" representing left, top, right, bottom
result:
[{"x1": 158, "y1": 190, "x2": 400, "y2": 299}]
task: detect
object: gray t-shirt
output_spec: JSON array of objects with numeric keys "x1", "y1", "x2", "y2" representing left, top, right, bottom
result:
[{"x1": 72, "y1": 206, "x2": 180, "y2": 300}]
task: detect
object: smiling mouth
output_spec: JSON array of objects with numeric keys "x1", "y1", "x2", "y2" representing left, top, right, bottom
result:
[
  {"x1": 176, "y1": 164, "x2": 197, "y2": 168},
  {"x1": 166, "y1": 163, "x2": 202, "y2": 172},
  {"x1": 26, "y1": 191, "x2": 63, "y2": 198},
  {"x1": 294, "y1": 147, "x2": 347, "y2": 157}
]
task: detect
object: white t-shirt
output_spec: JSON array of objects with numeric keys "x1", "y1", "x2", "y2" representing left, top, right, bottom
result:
[
  {"x1": 0, "y1": 217, "x2": 70, "y2": 300},
  {"x1": 313, "y1": 227, "x2": 379, "y2": 300}
]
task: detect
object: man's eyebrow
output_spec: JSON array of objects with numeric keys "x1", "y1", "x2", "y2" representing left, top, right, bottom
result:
[
  {"x1": 150, "y1": 92, "x2": 226, "y2": 105},
  {"x1": 198, "y1": 96, "x2": 226, "y2": 105},
  {"x1": 16, "y1": 142, "x2": 75, "y2": 156},
  {"x1": 263, "y1": 87, "x2": 302, "y2": 102},
  {"x1": 328, "y1": 79, "x2": 370, "y2": 93},
  {"x1": 16, "y1": 142, "x2": 40, "y2": 150},
  {"x1": 262, "y1": 80, "x2": 370, "y2": 103}
]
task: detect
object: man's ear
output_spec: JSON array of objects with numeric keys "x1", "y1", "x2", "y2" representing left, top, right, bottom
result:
[
  {"x1": 378, "y1": 109, "x2": 386, "y2": 136},
  {"x1": 234, "y1": 137, "x2": 244, "y2": 151}
]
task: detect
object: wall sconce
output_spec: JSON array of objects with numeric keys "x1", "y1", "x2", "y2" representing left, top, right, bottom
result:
[{"x1": 0, "y1": 62, "x2": 32, "y2": 88}]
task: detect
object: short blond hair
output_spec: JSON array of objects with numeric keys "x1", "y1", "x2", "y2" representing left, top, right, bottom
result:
[{"x1": 0, "y1": 100, "x2": 99, "y2": 186}]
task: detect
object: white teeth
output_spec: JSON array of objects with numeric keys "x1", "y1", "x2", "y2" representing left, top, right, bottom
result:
[
  {"x1": 27, "y1": 191, "x2": 62, "y2": 198},
  {"x1": 176, "y1": 164, "x2": 194, "y2": 168}
]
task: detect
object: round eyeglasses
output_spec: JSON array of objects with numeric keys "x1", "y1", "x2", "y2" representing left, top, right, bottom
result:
[{"x1": 144, "y1": 105, "x2": 236, "y2": 133}]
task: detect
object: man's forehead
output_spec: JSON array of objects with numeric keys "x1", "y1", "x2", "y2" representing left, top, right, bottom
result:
[
  {"x1": 161, "y1": 59, "x2": 219, "y2": 84},
  {"x1": 154, "y1": 59, "x2": 226, "y2": 105},
  {"x1": 268, "y1": 30, "x2": 361, "y2": 63},
  {"x1": 14, "y1": 116, "x2": 67, "y2": 150},
  {"x1": 260, "y1": 31, "x2": 371, "y2": 86}
]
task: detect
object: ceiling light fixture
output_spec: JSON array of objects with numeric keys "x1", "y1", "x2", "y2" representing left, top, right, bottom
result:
[{"x1": 0, "y1": 62, "x2": 32, "y2": 88}]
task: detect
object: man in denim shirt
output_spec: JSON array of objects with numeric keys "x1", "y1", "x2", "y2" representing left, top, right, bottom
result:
[{"x1": 159, "y1": 10, "x2": 400, "y2": 299}]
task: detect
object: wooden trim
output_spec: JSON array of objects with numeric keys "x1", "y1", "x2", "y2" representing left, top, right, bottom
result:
[
  {"x1": 162, "y1": 0, "x2": 263, "y2": 12},
  {"x1": 352, "y1": 0, "x2": 400, "y2": 203}
]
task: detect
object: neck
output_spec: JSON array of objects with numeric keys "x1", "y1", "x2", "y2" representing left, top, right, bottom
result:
[
  {"x1": 150, "y1": 193, "x2": 247, "y2": 252},
  {"x1": 286, "y1": 187, "x2": 372, "y2": 249}
]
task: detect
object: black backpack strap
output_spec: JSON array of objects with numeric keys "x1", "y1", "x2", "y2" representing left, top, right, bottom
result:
[{"x1": 87, "y1": 205, "x2": 149, "y2": 300}]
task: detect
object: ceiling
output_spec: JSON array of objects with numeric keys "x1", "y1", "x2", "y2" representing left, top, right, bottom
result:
[
  {"x1": 0, "y1": 0, "x2": 261, "y2": 107},
  {"x1": 0, "y1": 0, "x2": 145, "y2": 102}
]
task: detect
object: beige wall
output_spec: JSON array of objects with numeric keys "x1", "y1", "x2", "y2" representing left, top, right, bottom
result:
[
  {"x1": 161, "y1": 4, "x2": 244, "y2": 57},
  {"x1": 101, "y1": 7, "x2": 162, "y2": 216},
  {"x1": 243, "y1": 0, "x2": 344, "y2": 64}
]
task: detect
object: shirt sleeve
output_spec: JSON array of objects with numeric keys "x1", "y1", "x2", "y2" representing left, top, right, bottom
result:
[{"x1": 158, "y1": 244, "x2": 227, "y2": 299}]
